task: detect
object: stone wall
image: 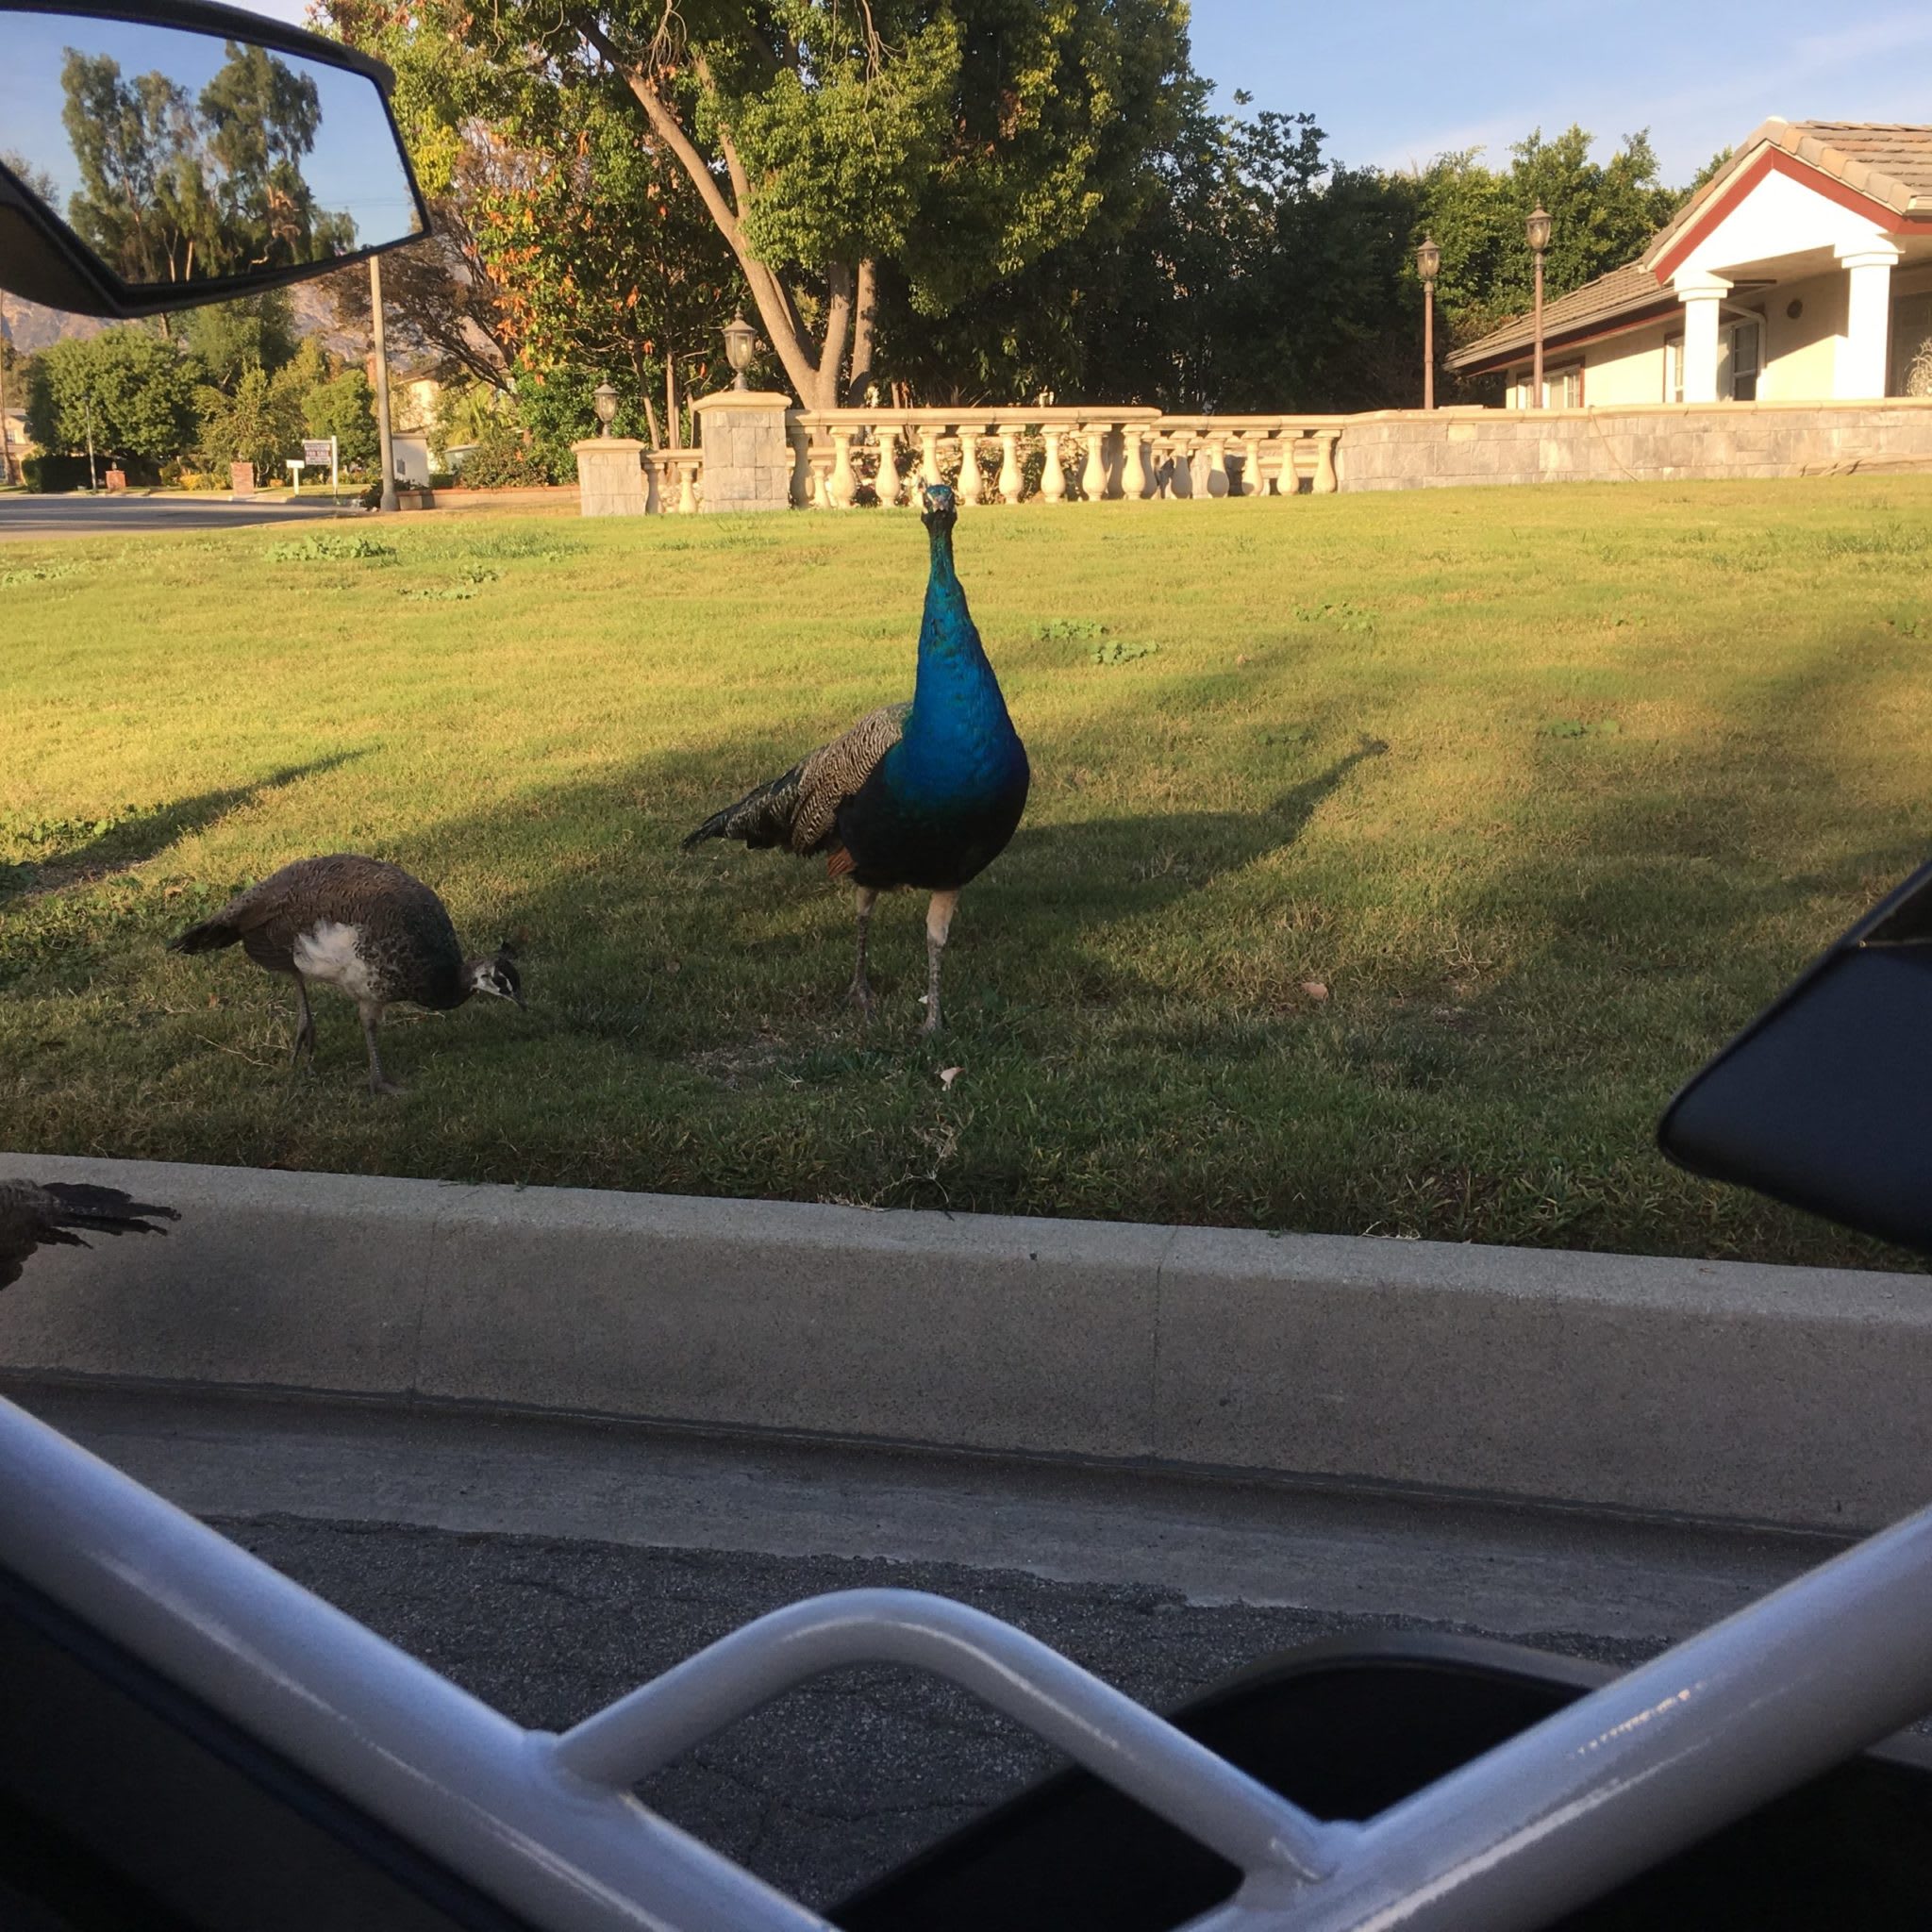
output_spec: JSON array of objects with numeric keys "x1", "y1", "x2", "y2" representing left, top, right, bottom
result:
[{"x1": 1337, "y1": 399, "x2": 1932, "y2": 491}]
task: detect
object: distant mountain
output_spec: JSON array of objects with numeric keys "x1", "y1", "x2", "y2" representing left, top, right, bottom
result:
[
  {"x1": 2, "y1": 276, "x2": 363, "y2": 358},
  {"x1": 0, "y1": 298, "x2": 103, "y2": 354}
]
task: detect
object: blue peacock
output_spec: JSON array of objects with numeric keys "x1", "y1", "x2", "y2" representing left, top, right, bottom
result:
[{"x1": 683, "y1": 483, "x2": 1029, "y2": 1034}]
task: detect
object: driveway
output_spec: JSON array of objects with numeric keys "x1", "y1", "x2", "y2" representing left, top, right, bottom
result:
[{"x1": 0, "y1": 492, "x2": 360, "y2": 541}]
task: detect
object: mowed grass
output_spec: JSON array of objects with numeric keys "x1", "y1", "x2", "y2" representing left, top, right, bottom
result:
[{"x1": 5, "y1": 479, "x2": 1932, "y2": 1269}]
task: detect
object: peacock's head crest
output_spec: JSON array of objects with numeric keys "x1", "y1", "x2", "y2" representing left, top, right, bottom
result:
[{"x1": 920, "y1": 481, "x2": 958, "y2": 532}]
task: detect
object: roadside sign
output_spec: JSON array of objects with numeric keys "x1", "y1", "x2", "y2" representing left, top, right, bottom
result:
[{"x1": 302, "y1": 439, "x2": 332, "y2": 467}]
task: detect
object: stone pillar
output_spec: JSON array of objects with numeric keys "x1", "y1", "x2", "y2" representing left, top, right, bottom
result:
[
  {"x1": 690, "y1": 390, "x2": 792, "y2": 511},
  {"x1": 1119, "y1": 425, "x2": 1149, "y2": 501},
  {"x1": 1838, "y1": 243, "x2": 1901, "y2": 399},
  {"x1": 572, "y1": 437, "x2": 650, "y2": 516},
  {"x1": 1674, "y1": 273, "x2": 1730, "y2": 405}
]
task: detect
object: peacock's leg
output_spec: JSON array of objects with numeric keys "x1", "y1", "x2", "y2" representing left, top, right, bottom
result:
[
  {"x1": 289, "y1": 974, "x2": 317, "y2": 1072},
  {"x1": 921, "y1": 889, "x2": 960, "y2": 1037},
  {"x1": 360, "y1": 1005, "x2": 405, "y2": 1096},
  {"x1": 848, "y1": 885, "x2": 880, "y2": 1021}
]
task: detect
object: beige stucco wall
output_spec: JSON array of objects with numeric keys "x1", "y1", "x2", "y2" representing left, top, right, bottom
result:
[
  {"x1": 1749, "y1": 270, "x2": 1847, "y2": 401},
  {"x1": 1336, "y1": 400, "x2": 1932, "y2": 491},
  {"x1": 1581, "y1": 321, "x2": 1673, "y2": 406}
]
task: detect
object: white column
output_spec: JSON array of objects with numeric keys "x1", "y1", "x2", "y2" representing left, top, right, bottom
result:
[
  {"x1": 1673, "y1": 272, "x2": 1731, "y2": 404},
  {"x1": 827, "y1": 428, "x2": 857, "y2": 507},
  {"x1": 996, "y1": 429, "x2": 1023, "y2": 503},
  {"x1": 1040, "y1": 428, "x2": 1067, "y2": 503},
  {"x1": 919, "y1": 426, "x2": 942, "y2": 487},
  {"x1": 1078, "y1": 425, "x2": 1107, "y2": 501},
  {"x1": 957, "y1": 428, "x2": 982, "y2": 506},
  {"x1": 1119, "y1": 425, "x2": 1148, "y2": 501},
  {"x1": 1838, "y1": 243, "x2": 1901, "y2": 399}
]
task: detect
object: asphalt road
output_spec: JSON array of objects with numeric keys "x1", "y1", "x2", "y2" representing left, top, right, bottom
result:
[
  {"x1": 224, "y1": 1516, "x2": 1670, "y2": 1912},
  {"x1": 19, "y1": 1382, "x2": 1855, "y2": 1912},
  {"x1": 0, "y1": 492, "x2": 358, "y2": 541}
]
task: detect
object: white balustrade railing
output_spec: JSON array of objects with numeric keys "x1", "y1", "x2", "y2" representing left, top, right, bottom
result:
[
  {"x1": 786, "y1": 407, "x2": 1161, "y2": 510},
  {"x1": 626, "y1": 408, "x2": 1351, "y2": 513},
  {"x1": 780, "y1": 407, "x2": 1346, "y2": 508}
]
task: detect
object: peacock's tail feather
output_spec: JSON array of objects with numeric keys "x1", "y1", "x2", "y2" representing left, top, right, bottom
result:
[{"x1": 684, "y1": 704, "x2": 908, "y2": 858}]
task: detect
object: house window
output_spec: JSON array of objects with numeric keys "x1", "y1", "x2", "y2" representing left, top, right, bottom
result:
[
  {"x1": 1664, "y1": 335, "x2": 1684, "y2": 404},
  {"x1": 1545, "y1": 364, "x2": 1583, "y2": 408},
  {"x1": 1726, "y1": 319, "x2": 1762, "y2": 401}
]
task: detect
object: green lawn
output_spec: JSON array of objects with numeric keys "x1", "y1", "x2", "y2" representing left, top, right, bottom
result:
[{"x1": 4, "y1": 480, "x2": 1931, "y2": 1269}]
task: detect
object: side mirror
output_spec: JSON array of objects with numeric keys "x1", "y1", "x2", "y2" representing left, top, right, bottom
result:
[
  {"x1": 1659, "y1": 858, "x2": 1932, "y2": 1257},
  {"x1": 0, "y1": 0, "x2": 428, "y2": 318}
]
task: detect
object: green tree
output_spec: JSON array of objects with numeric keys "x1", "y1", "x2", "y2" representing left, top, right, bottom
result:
[
  {"x1": 327, "y1": 0, "x2": 1192, "y2": 410},
  {"x1": 179, "y1": 289, "x2": 298, "y2": 392},
  {"x1": 193, "y1": 361, "x2": 306, "y2": 474},
  {"x1": 196, "y1": 40, "x2": 358, "y2": 267},
  {"x1": 303, "y1": 364, "x2": 379, "y2": 467},
  {"x1": 1418, "y1": 125, "x2": 1683, "y2": 346},
  {"x1": 23, "y1": 327, "x2": 197, "y2": 462},
  {"x1": 59, "y1": 51, "x2": 212, "y2": 287}
]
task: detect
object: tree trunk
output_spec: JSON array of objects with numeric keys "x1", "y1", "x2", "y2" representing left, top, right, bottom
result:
[
  {"x1": 813, "y1": 261, "x2": 856, "y2": 411},
  {"x1": 845, "y1": 258, "x2": 878, "y2": 404},
  {"x1": 584, "y1": 25, "x2": 850, "y2": 411}
]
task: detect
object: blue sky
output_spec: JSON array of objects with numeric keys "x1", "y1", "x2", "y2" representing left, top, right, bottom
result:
[{"x1": 235, "y1": 0, "x2": 1932, "y2": 186}]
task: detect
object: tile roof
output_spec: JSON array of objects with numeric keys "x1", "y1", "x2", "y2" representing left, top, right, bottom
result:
[
  {"x1": 1642, "y1": 119, "x2": 1932, "y2": 268},
  {"x1": 1446, "y1": 260, "x2": 1675, "y2": 371},
  {"x1": 1450, "y1": 119, "x2": 1932, "y2": 370}
]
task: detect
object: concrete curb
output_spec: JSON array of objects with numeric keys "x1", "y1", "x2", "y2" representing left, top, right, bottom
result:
[{"x1": 4, "y1": 1153, "x2": 1928, "y2": 1533}]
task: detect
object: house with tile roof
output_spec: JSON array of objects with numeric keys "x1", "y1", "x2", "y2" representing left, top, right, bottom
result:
[{"x1": 1448, "y1": 120, "x2": 1932, "y2": 409}]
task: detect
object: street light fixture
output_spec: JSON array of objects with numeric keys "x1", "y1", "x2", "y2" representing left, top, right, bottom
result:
[
  {"x1": 592, "y1": 381, "x2": 620, "y2": 436},
  {"x1": 1526, "y1": 206, "x2": 1551, "y2": 408},
  {"x1": 1416, "y1": 236, "x2": 1441, "y2": 411},
  {"x1": 722, "y1": 312, "x2": 758, "y2": 391}
]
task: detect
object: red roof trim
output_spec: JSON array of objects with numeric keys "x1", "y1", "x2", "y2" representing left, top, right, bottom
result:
[
  {"x1": 1651, "y1": 147, "x2": 1932, "y2": 282},
  {"x1": 1454, "y1": 302, "x2": 1682, "y2": 376}
]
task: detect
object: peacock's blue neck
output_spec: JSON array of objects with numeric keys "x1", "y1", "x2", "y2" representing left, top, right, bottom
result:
[{"x1": 894, "y1": 524, "x2": 1021, "y2": 799}]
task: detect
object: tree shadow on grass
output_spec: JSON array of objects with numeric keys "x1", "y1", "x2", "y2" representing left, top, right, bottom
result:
[{"x1": 0, "y1": 751, "x2": 366, "y2": 908}]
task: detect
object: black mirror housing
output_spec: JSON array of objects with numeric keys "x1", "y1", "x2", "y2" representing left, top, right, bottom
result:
[
  {"x1": 0, "y1": 0, "x2": 428, "y2": 318},
  {"x1": 1659, "y1": 858, "x2": 1932, "y2": 1258}
]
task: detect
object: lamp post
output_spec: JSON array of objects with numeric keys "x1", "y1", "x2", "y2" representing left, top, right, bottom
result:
[
  {"x1": 722, "y1": 312, "x2": 757, "y2": 392},
  {"x1": 592, "y1": 381, "x2": 619, "y2": 437},
  {"x1": 1526, "y1": 204, "x2": 1551, "y2": 408},
  {"x1": 370, "y1": 253, "x2": 397, "y2": 511},
  {"x1": 1416, "y1": 235, "x2": 1441, "y2": 410}
]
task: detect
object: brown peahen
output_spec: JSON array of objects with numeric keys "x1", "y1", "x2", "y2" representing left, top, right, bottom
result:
[{"x1": 168, "y1": 855, "x2": 522, "y2": 1094}]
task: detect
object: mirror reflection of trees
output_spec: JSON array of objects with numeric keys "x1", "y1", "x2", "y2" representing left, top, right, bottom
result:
[{"x1": 59, "y1": 40, "x2": 357, "y2": 288}]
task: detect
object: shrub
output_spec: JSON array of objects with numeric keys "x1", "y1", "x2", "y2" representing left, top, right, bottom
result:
[
  {"x1": 456, "y1": 414, "x2": 566, "y2": 488},
  {"x1": 23, "y1": 455, "x2": 99, "y2": 492}
]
